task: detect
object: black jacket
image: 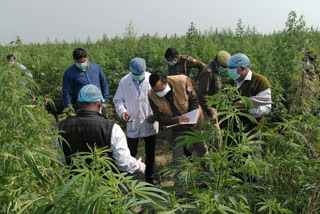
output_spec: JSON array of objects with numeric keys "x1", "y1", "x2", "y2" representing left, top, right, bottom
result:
[{"x1": 59, "y1": 110, "x2": 114, "y2": 165}]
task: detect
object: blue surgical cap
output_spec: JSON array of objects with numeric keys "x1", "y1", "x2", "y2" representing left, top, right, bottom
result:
[
  {"x1": 227, "y1": 53, "x2": 250, "y2": 67},
  {"x1": 129, "y1": 57, "x2": 146, "y2": 74},
  {"x1": 78, "y1": 84, "x2": 105, "y2": 103}
]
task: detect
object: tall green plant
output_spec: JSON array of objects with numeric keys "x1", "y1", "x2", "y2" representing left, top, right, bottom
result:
[{"x1": 0, "y1": 65, "x2": 179, "y2": 213}]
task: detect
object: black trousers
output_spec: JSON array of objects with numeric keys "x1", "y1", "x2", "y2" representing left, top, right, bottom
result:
[{"x1": 127, "y1": 135, "x2": 157, "y2": 181}]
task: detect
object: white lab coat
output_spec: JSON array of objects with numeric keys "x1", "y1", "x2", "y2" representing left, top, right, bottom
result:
[{"x1": 113, "y1": 72, "x2": 159, "y2": 138}]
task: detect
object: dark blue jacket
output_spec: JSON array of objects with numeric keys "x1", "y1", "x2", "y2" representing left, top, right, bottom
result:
[{"x1": 62, "y1": 62, "x2": 109, "y2": 108}]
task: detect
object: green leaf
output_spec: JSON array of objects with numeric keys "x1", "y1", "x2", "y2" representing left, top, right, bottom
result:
[
  {"x1": 31, "y1": 149, "x2": 64, "y2": 165},
  {"x1": 56, "y1": 173, "x2": 84, "y2": 199},
  {"x1": 23, "y1": 152, "x2": 48, "y2": 184},
  {"x1": 78, "y1": 170, "x2": 92, "y2": 205},
  {"x1": 24, "y1": 107, "x2": 36, "y2": 123}
]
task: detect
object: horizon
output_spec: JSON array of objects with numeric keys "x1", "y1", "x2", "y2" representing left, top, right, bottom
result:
[
  {"x1": 3, "y1": 16, "x2": 316, "y2": 46},
  {"x1": 2, "y1": 0, "x2": 320, "y2": 45}
]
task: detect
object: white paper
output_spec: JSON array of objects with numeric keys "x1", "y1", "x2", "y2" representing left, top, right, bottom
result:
[{"x1": 166, "y1": 108, "x2": 199, "y2": 128}]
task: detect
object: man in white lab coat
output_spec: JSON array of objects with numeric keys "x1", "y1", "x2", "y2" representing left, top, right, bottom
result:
[{"x1": 113, "y1": 57, "x2": 159, "y2": 184}]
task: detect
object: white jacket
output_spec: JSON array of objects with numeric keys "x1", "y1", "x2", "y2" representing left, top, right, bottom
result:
[{"x1": 113, "y1": 72, "x2": 159, "y2": 138}]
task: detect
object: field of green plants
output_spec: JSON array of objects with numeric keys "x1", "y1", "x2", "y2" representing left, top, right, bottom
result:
[{"x1": 1, "y1": 11, "x2": 320, "y2": 213}]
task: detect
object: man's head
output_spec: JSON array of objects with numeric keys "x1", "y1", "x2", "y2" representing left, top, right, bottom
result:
[
  {"x1": 129, "y1": 57, "x2": 146, "y2": 81},
  {"x1": 7, "y1": 54, "x2": 16, "y2": 63},
  {"x1": 73, "y1": 48, "x2": 88, "y2": 70},
  {"x1": 164, "y1": 48, "x2": 179, "y2": 66},
  {"x1": 305, "y1": 51, "x2": 317, "y2": 62},
  {"x1": 302, "y1": 51, "x2": 317, "y2": 71},
  {"x1": 149, "y1": 71, "x2": 171, "y2": 97},
  {"x1": 215, "y1": 50, "x2": 231, "y2": 73},
  {"x1": 77, "y1": 84, "x2": 105, "y2": 112},
  {"x1": 227, "y1": 53, "x2": 250, "y2": 81}
]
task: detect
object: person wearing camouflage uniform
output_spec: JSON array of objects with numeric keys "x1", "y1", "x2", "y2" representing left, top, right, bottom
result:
[
  {"x1": 164, "y1": 47, "x2": 206, "y2": 83},
  {"x1": 198, "y1": 50, "x2": 231, "y2": 127},
  {"x1": 303, "y1": 51, "x2": 319, "y2": 75},
  {"x1": 290, "y1": 51, "x2": 320, "y2": 113}
]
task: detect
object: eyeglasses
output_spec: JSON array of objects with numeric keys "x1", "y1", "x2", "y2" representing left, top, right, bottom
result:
[
  {"x1": 167, "y1": 56, "x2": 177, "y2": 61},
  {"x1": 228, "y1": 66, "x2": 240, "y2": 69},
  {"x1": 132, "y1": 72, "x2": 144, "y2": 76},
  {"x1": 153, "y1": 86, "x2": 166, "y2": 93}
]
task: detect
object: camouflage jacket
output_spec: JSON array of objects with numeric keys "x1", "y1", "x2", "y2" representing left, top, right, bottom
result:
[
  {"x1": 198, "y1": 61, "x2": 222, "y2": 117},
  {"x1": 168, "y1": 55, "x2": 206, "y2": 81}
]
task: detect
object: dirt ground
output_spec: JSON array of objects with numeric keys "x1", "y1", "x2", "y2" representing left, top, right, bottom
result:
[{"x1": 134, "y1": 128, "x2": 175, "y2": 188}]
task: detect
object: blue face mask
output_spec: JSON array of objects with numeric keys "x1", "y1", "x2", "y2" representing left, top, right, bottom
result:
[
  {"x1": 75, "y1": 62, "x2": 87, "y2": 70},
  {"x1": 168, "y1": 60, "x2": 177, "y2": 66},
  {"x1": 216, "y1": 65, "x2": 226, "y2": 73},
  {"x1": 132, "y1": 73, "x2": 145, "y2": 81},
  {"x1": 228, "y1": 68, "x2": 240, "y2": 80},
  {"x1": 302, "y1": 61, "x2": 310, "y2": 70}
]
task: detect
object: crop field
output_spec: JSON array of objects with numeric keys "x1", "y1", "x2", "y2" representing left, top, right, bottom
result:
[{"x1": 1, "y1": 11, "x2": 320, "y2": 213}]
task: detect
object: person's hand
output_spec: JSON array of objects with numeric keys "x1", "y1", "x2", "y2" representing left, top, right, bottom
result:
[
  {"x1": 102, "y1": 103, "x2": 107, "y2": 108},
  {"x1": 121, "y1": 112, "x2": 130, "y2": 121},
  {"x1": 145, "y1": 115, "x2": 154, "y2": 123},
  {"x1": 178, "y1": 116, "x2": 190, "y2": 123},
  {"x1": 137, "y1": 158, "x2": 146, "y2": 173}
]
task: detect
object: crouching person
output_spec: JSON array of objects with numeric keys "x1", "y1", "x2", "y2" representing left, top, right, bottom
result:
[{"x1": 58, "y1": 84, "x2": 145, "y2": 174}]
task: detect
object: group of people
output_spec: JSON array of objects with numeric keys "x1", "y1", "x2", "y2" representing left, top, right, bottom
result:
[
  {"x1": 54, "y1": 47, "x2": 273, "y2": 185},
  {"x1": 7, "y1": 47, "x2": 273, "y2": 185}
]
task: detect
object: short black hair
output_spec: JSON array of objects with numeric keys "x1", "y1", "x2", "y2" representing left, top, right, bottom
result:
[
  {"x1": 149, "y1": 71, "x2": 167, "y2": 88},
  {"x1": 73, "y1": 48, "x2": 87, "y2": 60},
  {"x1": 7, "y1": 54, "x2": 15, "y2": 60},
  {"x1": 164, "y1": 48, "x2": 179, "y2": 59}
]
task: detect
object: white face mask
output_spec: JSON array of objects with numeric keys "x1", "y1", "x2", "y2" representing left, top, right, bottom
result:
[{"x1": 155, "y1": 84, "x2": 171, "y2": 97}]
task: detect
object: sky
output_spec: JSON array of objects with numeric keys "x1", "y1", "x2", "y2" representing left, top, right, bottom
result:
[{"x1": 1, "y1": 0, "x2": 319, "y2": 44}]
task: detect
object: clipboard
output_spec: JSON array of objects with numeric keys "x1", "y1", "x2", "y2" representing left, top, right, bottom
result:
[{"x1": 166, "y1": 108, "x2": 199, "y2": 128}]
